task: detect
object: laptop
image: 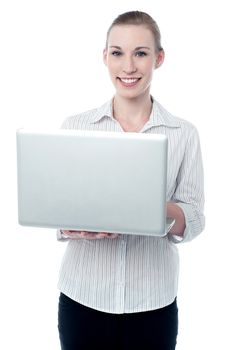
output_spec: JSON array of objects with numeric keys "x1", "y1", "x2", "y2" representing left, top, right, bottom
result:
[{"x1": 16, "y1": 129, "x2": 175, "y2": 236}]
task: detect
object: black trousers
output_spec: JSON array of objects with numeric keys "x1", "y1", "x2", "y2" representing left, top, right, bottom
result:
[{"x1": 58, "y1": 293, "x2": 178, "y2": 350}]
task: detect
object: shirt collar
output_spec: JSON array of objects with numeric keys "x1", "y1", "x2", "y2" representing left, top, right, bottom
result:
[
  {"x1": 90, "y1": 96, "x2": 181, "y2": 128},
  {"x1": 149, "y1": 97, "x2": 181, "y2": 128},
  {"x1": 90, "y1": 100, "x2": 114, "y2": 123}
]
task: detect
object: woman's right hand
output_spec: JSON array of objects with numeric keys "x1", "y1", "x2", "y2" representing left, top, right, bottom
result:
[{"x1": 61, "y1": 230, "x2": 119, "y2": 240}]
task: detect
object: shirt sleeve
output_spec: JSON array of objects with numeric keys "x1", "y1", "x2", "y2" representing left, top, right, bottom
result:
[{"x1": 168, "y1": 126, "x2": 205, "y2": 243}]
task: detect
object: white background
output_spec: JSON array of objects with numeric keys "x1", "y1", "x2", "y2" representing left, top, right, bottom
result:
[{"x1": 1, "y1": 0, "x2": 232, "y2": 349}]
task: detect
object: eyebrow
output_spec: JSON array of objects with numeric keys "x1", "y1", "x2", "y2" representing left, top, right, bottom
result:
[{"x1": 109, "y1": 45, "x2": 151, "y2": 51}]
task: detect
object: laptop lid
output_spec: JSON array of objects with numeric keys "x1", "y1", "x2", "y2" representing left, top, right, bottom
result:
[{"x1": 16, "y1": 129, "x2": 171, "y2": 236}]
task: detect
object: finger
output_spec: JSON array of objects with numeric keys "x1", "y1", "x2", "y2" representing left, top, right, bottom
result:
[
  {"x1": 99, "y1": 232, "x2": 119, "y2": 239},
  {"x1": 80, "y1": 231, "x2": 101, "y2": 239},
  {"x1": 63, "y1": 230, "x2": 82, "y2": 235},
  {"x1": 80, "y1": 231, "x2": 90, "y2": 237},
  {"x1": 62, "y1": 230, "x2": 71, "y2": 235},
  {"x1": 96, "y1": 233, "x2": 108, "y2": 239},
  {"x1": 107, "y1": 233, "x2": 119, "y2": 238}
]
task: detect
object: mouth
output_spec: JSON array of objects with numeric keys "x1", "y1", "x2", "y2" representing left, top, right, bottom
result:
[{"x1": 117, "y1": 77, "x2": 141, "y2": 87}]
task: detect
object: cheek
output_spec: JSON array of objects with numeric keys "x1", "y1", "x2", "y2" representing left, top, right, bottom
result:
[
  {"x1": 107, "y1": 59, "x2": 119, "y2": 74},
  {"x1": 143, "y1": 61, "x2": 155, "y2": 74}
]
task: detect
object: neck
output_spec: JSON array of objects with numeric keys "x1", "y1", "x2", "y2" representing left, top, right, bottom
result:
[{"x1": 113, "y1": 93, "x2": 152, "y2": 125}]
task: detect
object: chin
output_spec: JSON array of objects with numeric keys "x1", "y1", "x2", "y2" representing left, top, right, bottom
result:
[
  {"x1": 116, "y1": 88, "x2": 149, "y2": 100},
  {"x1": 117, "y1": 92, "x2": 139, "y2": 100}
]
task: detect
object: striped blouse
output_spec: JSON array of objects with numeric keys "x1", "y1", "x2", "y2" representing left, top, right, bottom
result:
[{"x1": 57, "y1": 97, "x2": 205, "y2": 314}]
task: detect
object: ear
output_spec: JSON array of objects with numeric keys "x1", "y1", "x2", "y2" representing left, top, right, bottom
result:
[
  {"x1": 154, "y1": 50, "x2": 165, "y2": 69},
  {"x1": 103, "y1": 48, "x2": 108, "y2": 66}
]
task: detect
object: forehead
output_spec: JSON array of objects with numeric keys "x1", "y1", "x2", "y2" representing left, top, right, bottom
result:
[{"x1": 107, "y1": 25, "x2": 155, "y2": 49}]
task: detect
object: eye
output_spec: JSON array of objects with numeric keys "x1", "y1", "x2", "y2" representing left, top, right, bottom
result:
[
  {"x1": 135, "y1": 51, "x2": 147, "y2": 57},
  {"x1": 111, "y1": 51, "x2": 122, "y2": 57}
]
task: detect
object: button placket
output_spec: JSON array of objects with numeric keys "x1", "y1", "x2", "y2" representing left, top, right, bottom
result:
[{"x1": 115, "y1": 236, "x2": 127, "y2": 312}]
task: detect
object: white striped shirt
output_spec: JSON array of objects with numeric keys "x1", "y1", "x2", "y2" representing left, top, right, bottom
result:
[{"x1": 57, "y1": 97, "x2": 205, "y2": 314}]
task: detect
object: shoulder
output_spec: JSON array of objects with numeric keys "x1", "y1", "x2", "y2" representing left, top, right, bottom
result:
[
  {"x1": 61, "y1": 99, "x2": 112, "y2": 129},
  {"x1": 155, "y1": 100, "x2": 199, "y2": 139},
  {"x1": 61, "y1": 107, "x2": 99, "y2": 129}
]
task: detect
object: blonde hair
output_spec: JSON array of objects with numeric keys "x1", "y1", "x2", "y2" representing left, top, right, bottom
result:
[{"x1": 106, "y1": 11, "x2": 163, "y2": 52}]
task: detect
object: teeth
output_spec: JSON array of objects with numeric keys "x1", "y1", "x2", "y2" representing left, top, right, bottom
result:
[{"x1": 120, "y1": 78, "x2": 139, "y2": 83}]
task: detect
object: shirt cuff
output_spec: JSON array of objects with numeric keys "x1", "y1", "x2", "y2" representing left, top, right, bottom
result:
[
  {"x1": 168, "y1": 202, "x2": 203, "y2": 244},
  {"x1": 56, "y1": 229, "x2": 69, "y2": 242}
]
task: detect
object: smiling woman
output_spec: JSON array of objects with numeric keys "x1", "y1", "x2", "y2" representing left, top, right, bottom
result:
[
  {"x1": 103, "y1": 25, "x2": 164, "y2": 101},
  {"x1": 57, "y1": 10, "x2": 205, "y2": 350}
]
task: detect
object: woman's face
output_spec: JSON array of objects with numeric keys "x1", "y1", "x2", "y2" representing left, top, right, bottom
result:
[{"x1": 103, "y1": 25, "x2": 164, "y2": 100}]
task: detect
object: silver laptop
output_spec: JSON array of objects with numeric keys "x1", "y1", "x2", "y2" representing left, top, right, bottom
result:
[{"x1": 16, "y1": 129, "x2": 175, "y2": 236}]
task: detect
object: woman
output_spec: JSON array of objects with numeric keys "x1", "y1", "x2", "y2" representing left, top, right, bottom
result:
[{"x1": 57, "y1": 11, "x2": 205, "y2": 350}]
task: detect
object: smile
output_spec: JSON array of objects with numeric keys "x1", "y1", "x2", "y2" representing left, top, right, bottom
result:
[{"x1": 118, "y1": 77, "x2": 141, "y2": 87}]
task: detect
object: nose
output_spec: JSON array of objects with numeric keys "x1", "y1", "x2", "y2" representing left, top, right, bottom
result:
[{"x1": 122, "y1": 55, "x2": 137, "y2": 74}]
